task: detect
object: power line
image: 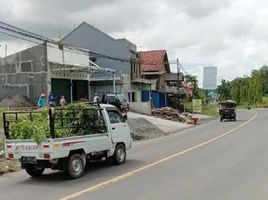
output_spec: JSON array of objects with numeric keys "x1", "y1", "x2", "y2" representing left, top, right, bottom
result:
[
  {"x1": 0, "y1": 21, "x2": 191, "y2": 72},
  {"x1": 0, "y1": 28, "x2": 131, "y2": 65},
  {"x1": 0, "y1": 30, "x2": 43, "y2": 46},
  {"x1": 0, "y1": 21, "x2": 132, "y2": 63},
  {"x1": 0, "y1": 21, "x2": 50, "y2": 42}
]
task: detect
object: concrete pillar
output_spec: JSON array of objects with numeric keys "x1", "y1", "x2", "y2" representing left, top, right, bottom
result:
[
  {"x1": 113, "y1": 72, "x2": 116, "y2": 93},
  {"x1": 70, "y1": 78, "x2": 73, "y2": 104},
  {"x1": 88, "y1": 79, "x2": 91, "y2": 101}
]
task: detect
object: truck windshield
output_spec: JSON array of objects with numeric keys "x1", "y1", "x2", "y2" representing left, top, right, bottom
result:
[{"x1": 117, "y1": 95, "x2": 127, "y2": 103}]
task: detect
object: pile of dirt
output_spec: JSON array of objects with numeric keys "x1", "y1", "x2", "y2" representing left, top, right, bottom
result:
[
  {"x1": 0, "y1": 95, "x2": 34, "y2": 107},
  {"x1": 75, "y1": 98, "x2": 89, "y2": 103},
  {"x1": 152, "y1": 107, "x2": 184, "y2": 122},
  {"x1": 127, "y1": 118, "x2": 166, "y2": 140}
]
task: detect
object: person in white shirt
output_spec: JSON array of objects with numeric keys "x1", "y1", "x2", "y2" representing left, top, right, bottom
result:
[
  {"x1": 60, "y1": 96, "x2": 67, "y2": 107},
  {"x1": 93, "y1": 93, "x2": 100, "y2": 102}
]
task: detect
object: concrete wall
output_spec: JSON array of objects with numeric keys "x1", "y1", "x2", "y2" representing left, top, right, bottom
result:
[
  {"x1": 0, "y1": 44, "x2": 48, "y2": 102},
  {"x1": 130, "y1": 101, "x2": 152, "y2": 115},
  {"x1": 89, "y1": 74, "x2": 131, "y2": 100},
  {"x1": 90, "y1": 83, "x2": 122, "y2": 101},
  {"x1": 121, "y1": 74, "x2": 131, "y2": 97},
  {"x1": 128, "y1": 88, "x2": 152, "y2": 115}
]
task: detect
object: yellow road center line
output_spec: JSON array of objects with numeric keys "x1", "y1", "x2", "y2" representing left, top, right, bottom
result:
[{"x1": 59, "y1": 111, "x2": 257, "y2": 200}]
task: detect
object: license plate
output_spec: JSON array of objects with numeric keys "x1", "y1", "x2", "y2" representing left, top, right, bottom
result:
[
  {"x1": 15, "y1": 145, "x2": 41, "y2": 151},
  {"x1": 21, "y1": 156, "x2": 37, "y2": 164}
]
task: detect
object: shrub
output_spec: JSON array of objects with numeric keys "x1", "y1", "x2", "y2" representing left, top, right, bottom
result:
[{"x1": 9, "y1": 104, "x2": 106, "y2": 144}]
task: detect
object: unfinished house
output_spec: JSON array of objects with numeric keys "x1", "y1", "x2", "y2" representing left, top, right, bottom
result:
[
  {"x1": 62, "y1": 22, "x2": 137, "y2": 99},
  {"x1": 0, "y1": 44, "x2": 48, "y2": 102},
  {"x1": 0, "y1": 43, "x2": 113, "y2": 104}
]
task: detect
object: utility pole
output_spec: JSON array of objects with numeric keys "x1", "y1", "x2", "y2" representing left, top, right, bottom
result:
[
  {"x1": 177, "y1": 58, "x2": 181, "y2": 110},
  {"x1": 58, "y1": 31, "x2": 61, "y2": 40},
  {"x1": 5, "y1": 44, "x2": 7, "y2": 57},
  {"x1": 4, "y1": 44, "x2": 7, "y2": 64},
  {"x1": 113, "y1": 72, "x2": 116, "y2": 93}
]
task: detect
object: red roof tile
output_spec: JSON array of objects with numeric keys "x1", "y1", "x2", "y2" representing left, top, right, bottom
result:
[{"x1": 139, "y1": 50, "x2": 169, "y2": 72}]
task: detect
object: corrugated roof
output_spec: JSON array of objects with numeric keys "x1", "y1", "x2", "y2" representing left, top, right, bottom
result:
[{"x1": 139, "y1": 50, "x2": 169, "y2": 72}]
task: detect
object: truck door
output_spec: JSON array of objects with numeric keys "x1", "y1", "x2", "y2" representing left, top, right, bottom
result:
[{"x1": 107, "y1": 109, "x2": 131, "y2": 146}]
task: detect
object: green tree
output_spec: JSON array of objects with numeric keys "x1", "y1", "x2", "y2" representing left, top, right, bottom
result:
[
  {"x1": 249, "y1": 70, "x2": 263, "y2": 103},
  {"x1": 217, "y1": 79, "x2": 231, "y2": 101},
  {"x1": 230, "y1": 76, "x2": 250, "y2": 105},
  {"x1": 259, "y1": 65, "x2": 268, "y2": 95},
  {"x1": 219, "y1": 68, "x2": 264, "y2": 106},
  {"x1": 230, "y1": 78, "x2": 242, "y2": 104}
]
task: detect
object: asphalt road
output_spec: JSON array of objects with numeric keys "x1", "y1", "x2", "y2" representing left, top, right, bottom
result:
[{"x1": 0, "y1": 109, "x2": 266, "y2": 200}]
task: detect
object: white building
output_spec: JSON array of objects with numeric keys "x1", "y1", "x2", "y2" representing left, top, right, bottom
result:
[{"x1": 203, "y1": 66, "x2": 217, "y2": 90}]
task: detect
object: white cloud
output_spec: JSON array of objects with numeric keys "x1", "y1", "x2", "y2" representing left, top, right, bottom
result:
[{"x1": 0, "y1": 0, "x2": 268, "y2": 85}]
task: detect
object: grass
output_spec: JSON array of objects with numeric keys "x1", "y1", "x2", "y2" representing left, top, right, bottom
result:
[
  {"x1": 262, "y1": 96, "x2": 268, "y2": 105},
  {"x1": 201, "y1": 104, "x2": 219, "y2": 117},
  {"x1": 237, "y1": 102, "x2": 251, "y2": 109},
  {"x1": 236, "y1": 97, "x2": 268, "y2": 108},
  {"x1": 183, "y1": 101, "x2": 219, "y2": 117},
  {"x1": 183, "y1": 101, "x2": 193, "y2": 112}
]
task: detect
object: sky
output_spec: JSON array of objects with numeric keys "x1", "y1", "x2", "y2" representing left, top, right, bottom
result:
[{"x1": 1, "y1": 0, "x2": 268, "y2": 86}]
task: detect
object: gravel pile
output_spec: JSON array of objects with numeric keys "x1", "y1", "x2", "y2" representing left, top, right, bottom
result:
[
  {"x1": 127, "y1": 118, "x2": 166, "y2": 140},
  {"x1": 0, "y1": 95, "x2": 34, "y2": 107}
]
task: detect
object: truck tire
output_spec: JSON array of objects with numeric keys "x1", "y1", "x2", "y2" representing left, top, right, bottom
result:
[
  {"x1": 25, "y1": 165, "x2": 45, "y2": 177},
  {"x1": 113, "y1": 144, "x2": 126, "y2": 165},
  {"x1": 64, "y1": 153, "x2": 85, "y2": 179}
]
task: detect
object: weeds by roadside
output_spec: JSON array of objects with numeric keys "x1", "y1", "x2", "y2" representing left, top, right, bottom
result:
[
  {"x1": 183, "y1": 101, "x2": 219, "y2": 117},
  {"x1": 0, "y1": 137, "x2": 21, "y2": 174}
]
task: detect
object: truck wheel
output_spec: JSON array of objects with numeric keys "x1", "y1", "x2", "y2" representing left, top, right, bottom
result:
[
  {"x1": 113, "y1": 144, "x2": 126, "y2": 165},
  {"x1": 25, "y1": 165, "x2": 45, "y2": 177},
  {"x1": 220, "y1": 117, "x2": 223, "y2": 122},
  {"x1": 65, "y1": 153, "x2": 85, "y2": 179}
]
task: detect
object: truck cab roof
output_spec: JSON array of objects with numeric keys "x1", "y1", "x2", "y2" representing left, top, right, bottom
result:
[{"x1": 99, "y1": 103, "x2": 117, "y2": 108}]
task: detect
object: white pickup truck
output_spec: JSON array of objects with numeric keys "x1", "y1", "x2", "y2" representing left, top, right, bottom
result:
[{"x1": 4, "y1": 103, "x2": 132, "y2": 179}]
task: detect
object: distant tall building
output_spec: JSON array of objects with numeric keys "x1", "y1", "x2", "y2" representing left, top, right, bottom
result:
[{"x1": 203, "y1": 66, "x2": 217, "y2": 90}]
